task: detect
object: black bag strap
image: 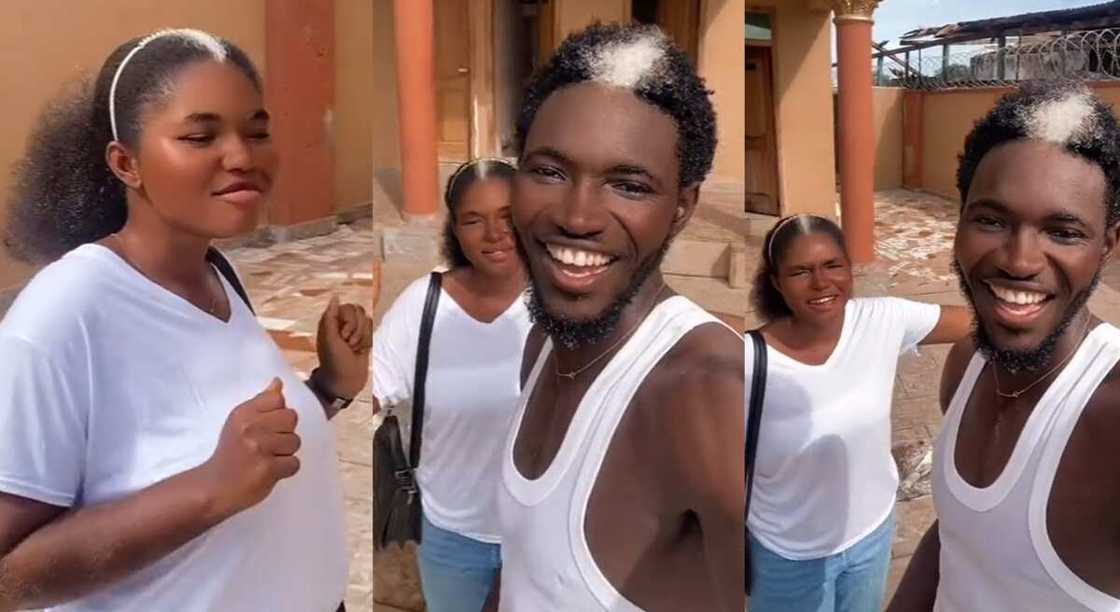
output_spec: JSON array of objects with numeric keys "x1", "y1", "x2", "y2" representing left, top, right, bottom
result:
[
  {"x1": 408, "y1": 272, "x2": 442, "y2": 469},
  {"x1": 206, "y1": 247, "x2": 254, "y2": 314},
  {"x1": 745, "y1": 330, "x2": 767, "y2": 521}
]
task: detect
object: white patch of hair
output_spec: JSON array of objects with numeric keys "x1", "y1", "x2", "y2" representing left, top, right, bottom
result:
[
  {"x1": 1021, "y1": 88, "x2": 1098, "y2": 145},
  {"x1": 586, "y1": 30, "x2": 668, "y2": 89}
]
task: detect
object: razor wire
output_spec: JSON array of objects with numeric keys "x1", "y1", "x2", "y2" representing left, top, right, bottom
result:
[{"x1": 866, "y1": 28, "x2": 1120, "y2": 89}]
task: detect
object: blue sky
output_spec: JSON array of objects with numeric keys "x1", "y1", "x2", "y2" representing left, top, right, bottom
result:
[{"x1": 873, "y1": 0, "x2": 1107, "y2": 46}]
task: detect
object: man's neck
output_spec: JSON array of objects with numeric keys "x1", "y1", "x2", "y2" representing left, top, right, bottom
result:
[
  {"x1": 995, "y1": 309, "x2": 1096, "y2": 391},
  {"x1": 552, "y1": 274, "x2": 671, "y2": 374}
]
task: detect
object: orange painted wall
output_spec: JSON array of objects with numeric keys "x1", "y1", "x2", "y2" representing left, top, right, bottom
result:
[
  {"x1": 766, "y1": 1, "x2": 836, "y2": 217},
  {"x1": 334, "y1": 0, "x2": 376, "y2": 212},
  {"x1": 0, "y1": 0, "x2": 266, "y2": 293},
  {"x1": 0, "y1": 1, "x2": 378, "y2": 294},
  {"x1": 370, "y1": 0, "x2": 402, "y2": 211},
  {"x1": 699, "y1": 0, "x2": 747, "y2": 187},
  {"x1": 920, "y1": 84, "x2": 1120, "y2": 201},
  {"x1": 871, "y1": 87, "x2": 904, "y2": 190}
]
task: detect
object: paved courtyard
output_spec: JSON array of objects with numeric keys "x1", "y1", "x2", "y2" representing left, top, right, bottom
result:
[
  {"x1": 225, "y1": 219, "x2": 376, "y2": 612},
  {"x1": 747, "y1": 189, "x2": 1120, "y2": 605}
]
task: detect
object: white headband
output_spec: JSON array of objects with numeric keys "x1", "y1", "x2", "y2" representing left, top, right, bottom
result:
[
  {"x1": 446, "y1": 157, "x2": 517, "y2": 198},
  {"x1": 108, "y1": 28, "x2": 227, "y2": 141}
]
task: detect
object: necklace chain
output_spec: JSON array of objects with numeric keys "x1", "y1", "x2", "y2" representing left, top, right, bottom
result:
[
  {"x1": 991, "y1": 315, "x2": 1093, "y2": 399},
  {"x1": 110, "y1": 233, "x2": 220, "y2": 315},
  {"x1": 554, "y1": 283, "x2": 669, "y2": 381}
]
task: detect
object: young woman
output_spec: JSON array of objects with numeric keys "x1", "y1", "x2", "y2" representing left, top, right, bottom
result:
[
  {"x1": 372, "y1": 159, "x2": 529, "y2": 612},
  {"x1": 0, "y1": 29, "x2": 371, "y2": 612},
  {"x1": 746, "y1": 215, "x2": 971, "y2": 612}
]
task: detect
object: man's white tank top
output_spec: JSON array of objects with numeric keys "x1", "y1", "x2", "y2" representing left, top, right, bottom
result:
[
  {"x1": 933, "y1": 323, "x2": 1120, "y2": 611},
  {"x1": 496, "y1": 296, "x2": 729, "y2": 611}
]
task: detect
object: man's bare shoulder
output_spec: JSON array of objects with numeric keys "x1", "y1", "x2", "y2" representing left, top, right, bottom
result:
[
  {"x1": 940, "y1": 335, "x2": 977, "y2": 414},
  {"x1": 520, "y1": 324, "x2": 547, "y2": 387},
  {"x1": 1079, "y1": 359, "x2": 1120, "y2": 428},
  {"x1": 641, "y1": 322, "x2": 744, "y2": 422}
]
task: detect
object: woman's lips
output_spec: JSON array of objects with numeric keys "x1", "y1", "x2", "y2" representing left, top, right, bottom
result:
[{"x1": 214, "y1": 188, "x2": 263, "y2": 207}]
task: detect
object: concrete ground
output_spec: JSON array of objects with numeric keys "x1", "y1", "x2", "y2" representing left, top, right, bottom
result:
[
  {"x1": 225, "y1": 219, "x2": 376, "y2": 612},
  {"x1": 746, "y1": 189, "x2": 1120, "y2": 607}
]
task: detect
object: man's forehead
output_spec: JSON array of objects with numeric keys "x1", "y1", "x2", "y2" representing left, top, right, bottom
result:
[
  {"x1": 969, "y1": 141, "x2": 1109, "y2": 224},
  {"x1": 527, "y1": 84, "x2": 677, "y2": 168}
]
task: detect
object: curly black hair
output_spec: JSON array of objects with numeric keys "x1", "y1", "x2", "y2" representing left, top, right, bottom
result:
[
  {"x1": 514, "y1": 23, "x2": 717, "y2": 186},
  {"x1": 441, "y1": 159, "x2": 517, "y2": 268},
  {"x1": 4, "y1": 30, "x2": 260, "y2": 264},
  {"x1": 958, "y1": 80, "x2": 1120, "y2": 227},
  {"x1": 750, "y1": 215, "x2": 848, "y2": 321}
]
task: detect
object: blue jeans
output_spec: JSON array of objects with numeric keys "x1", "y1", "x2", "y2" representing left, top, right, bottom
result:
[
  {"x1": 748, "y1": 513, "x2": 895, "y2": 612},
  {"x1": 418, "y1": 514, "x2": 501, "y2": 612}
]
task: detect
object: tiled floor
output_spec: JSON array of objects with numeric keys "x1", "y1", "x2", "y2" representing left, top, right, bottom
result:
[{"x1": 225, "y1": 218, "x2": 376, "y2": 612}]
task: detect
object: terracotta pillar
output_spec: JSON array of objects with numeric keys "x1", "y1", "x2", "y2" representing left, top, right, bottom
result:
[
  {"x1": 393, "y1": 0, "x2": 439, "y2": 218},
  {"x1": 833, "y1": 0, "x2": 881, "y2": 263},
  {"x1": 265, "y1": 0, "x2": 335, "y2": 228}
]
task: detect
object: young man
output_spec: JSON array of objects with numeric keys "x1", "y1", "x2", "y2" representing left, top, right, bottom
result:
[
  {"x1": 484, "y1": 24, "x2": 745, "y2": 612},
  {"x1": 889, "y1": 81, "x2": 1120, "y2": 611}
]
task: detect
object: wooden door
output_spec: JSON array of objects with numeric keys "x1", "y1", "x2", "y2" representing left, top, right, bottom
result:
[
  {"x1": 537, "y1": 0, "x2": 556, "y2": 64},
  {"x1": 655, "y1": 0, "x2": 700, "y2": 63},
  {"x1": 746, "y1": 45, "x2": 780, "y2": 215},
  {"x1": 435, "y1": 0, "x2": 471, "y2": 161}
]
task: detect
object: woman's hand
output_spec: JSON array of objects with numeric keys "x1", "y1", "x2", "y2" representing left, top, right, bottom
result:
[{"x1": 315, "y1": 295, "x2": 373, "y2": 400}]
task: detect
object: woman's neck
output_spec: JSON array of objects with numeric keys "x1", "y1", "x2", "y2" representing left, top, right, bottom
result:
[
  {"x1": 463, "y1": 264, "x2": 526, "y2": 298},
  {"x1": 783, "y1": 308, "x2": 846, "y2": 348},
  {"x1": 113, "y1": 208, "x2": 213, "y2": 289}
]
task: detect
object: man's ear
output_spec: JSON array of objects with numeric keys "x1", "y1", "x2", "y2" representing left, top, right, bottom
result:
[
  {"x1": 105, "y1": 141, "x2": 142, "y2": 190},
  {"x1": 668, "y1": 182, "x2": 701, "y2": 240}
]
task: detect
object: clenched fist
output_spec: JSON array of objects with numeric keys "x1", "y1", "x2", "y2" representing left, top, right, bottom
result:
[{"x1": 198, "y1": 378, "x2": 301, "y2": 517}]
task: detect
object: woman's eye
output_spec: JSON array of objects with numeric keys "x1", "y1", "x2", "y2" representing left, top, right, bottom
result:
[
  {"x1": 973, "y1": 215, "x2": 1004, "y2": 229},
  {"x1": 180, "y1": 134, "x2": 214, "y2": 144}
]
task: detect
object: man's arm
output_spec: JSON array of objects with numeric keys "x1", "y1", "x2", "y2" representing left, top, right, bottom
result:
[
  {"x1": 886, "y1": 521, "x2": 940, "y2": 612},
  {"x1": 664, "y1": 327, "x2": 745, "y2": 612},
  {"x1": 888, "y1": 336, "x2": 974, "y2": 611}
]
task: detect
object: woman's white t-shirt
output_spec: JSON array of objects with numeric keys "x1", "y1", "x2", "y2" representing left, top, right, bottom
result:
[
  {"x1": 372, "y1": 274, "x2": 531, "y2": 544},
  {"x1": 0, "y1": 244, "x2": 349, "y2": 611},
  {"x1": 747, "y1": 297, "x2": 941, "y2": 560}
]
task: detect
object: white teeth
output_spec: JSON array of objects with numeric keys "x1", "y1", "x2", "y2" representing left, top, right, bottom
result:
[
  {"x1": 988, "y1": 284, "x2": 1048, "y2": 305},
  {"x1": 809, "y1": 296, "x2": 836, "y2": 305},
  {"x1": 546, "y1": 244, "x2": 612, "y2": 268}
]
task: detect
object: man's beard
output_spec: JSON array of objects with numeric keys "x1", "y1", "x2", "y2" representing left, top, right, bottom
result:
[
  {"x1": 523, "y1": 239, "x2": 672, "y2": 351},
  {"x1": 953, "y1": 260, "x2": 1099, "y2": 374}
]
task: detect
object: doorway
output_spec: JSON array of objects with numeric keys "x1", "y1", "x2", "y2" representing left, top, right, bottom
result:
[
  {"x1": 746, "y1": 44, "x2": 780, "y2": 215},
  {"x1": 631, "y1": 0, "x2": 701, "y2": 64},
  {"x1": 435, "y1": 0, "x2": 471, "y2": 161}
]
